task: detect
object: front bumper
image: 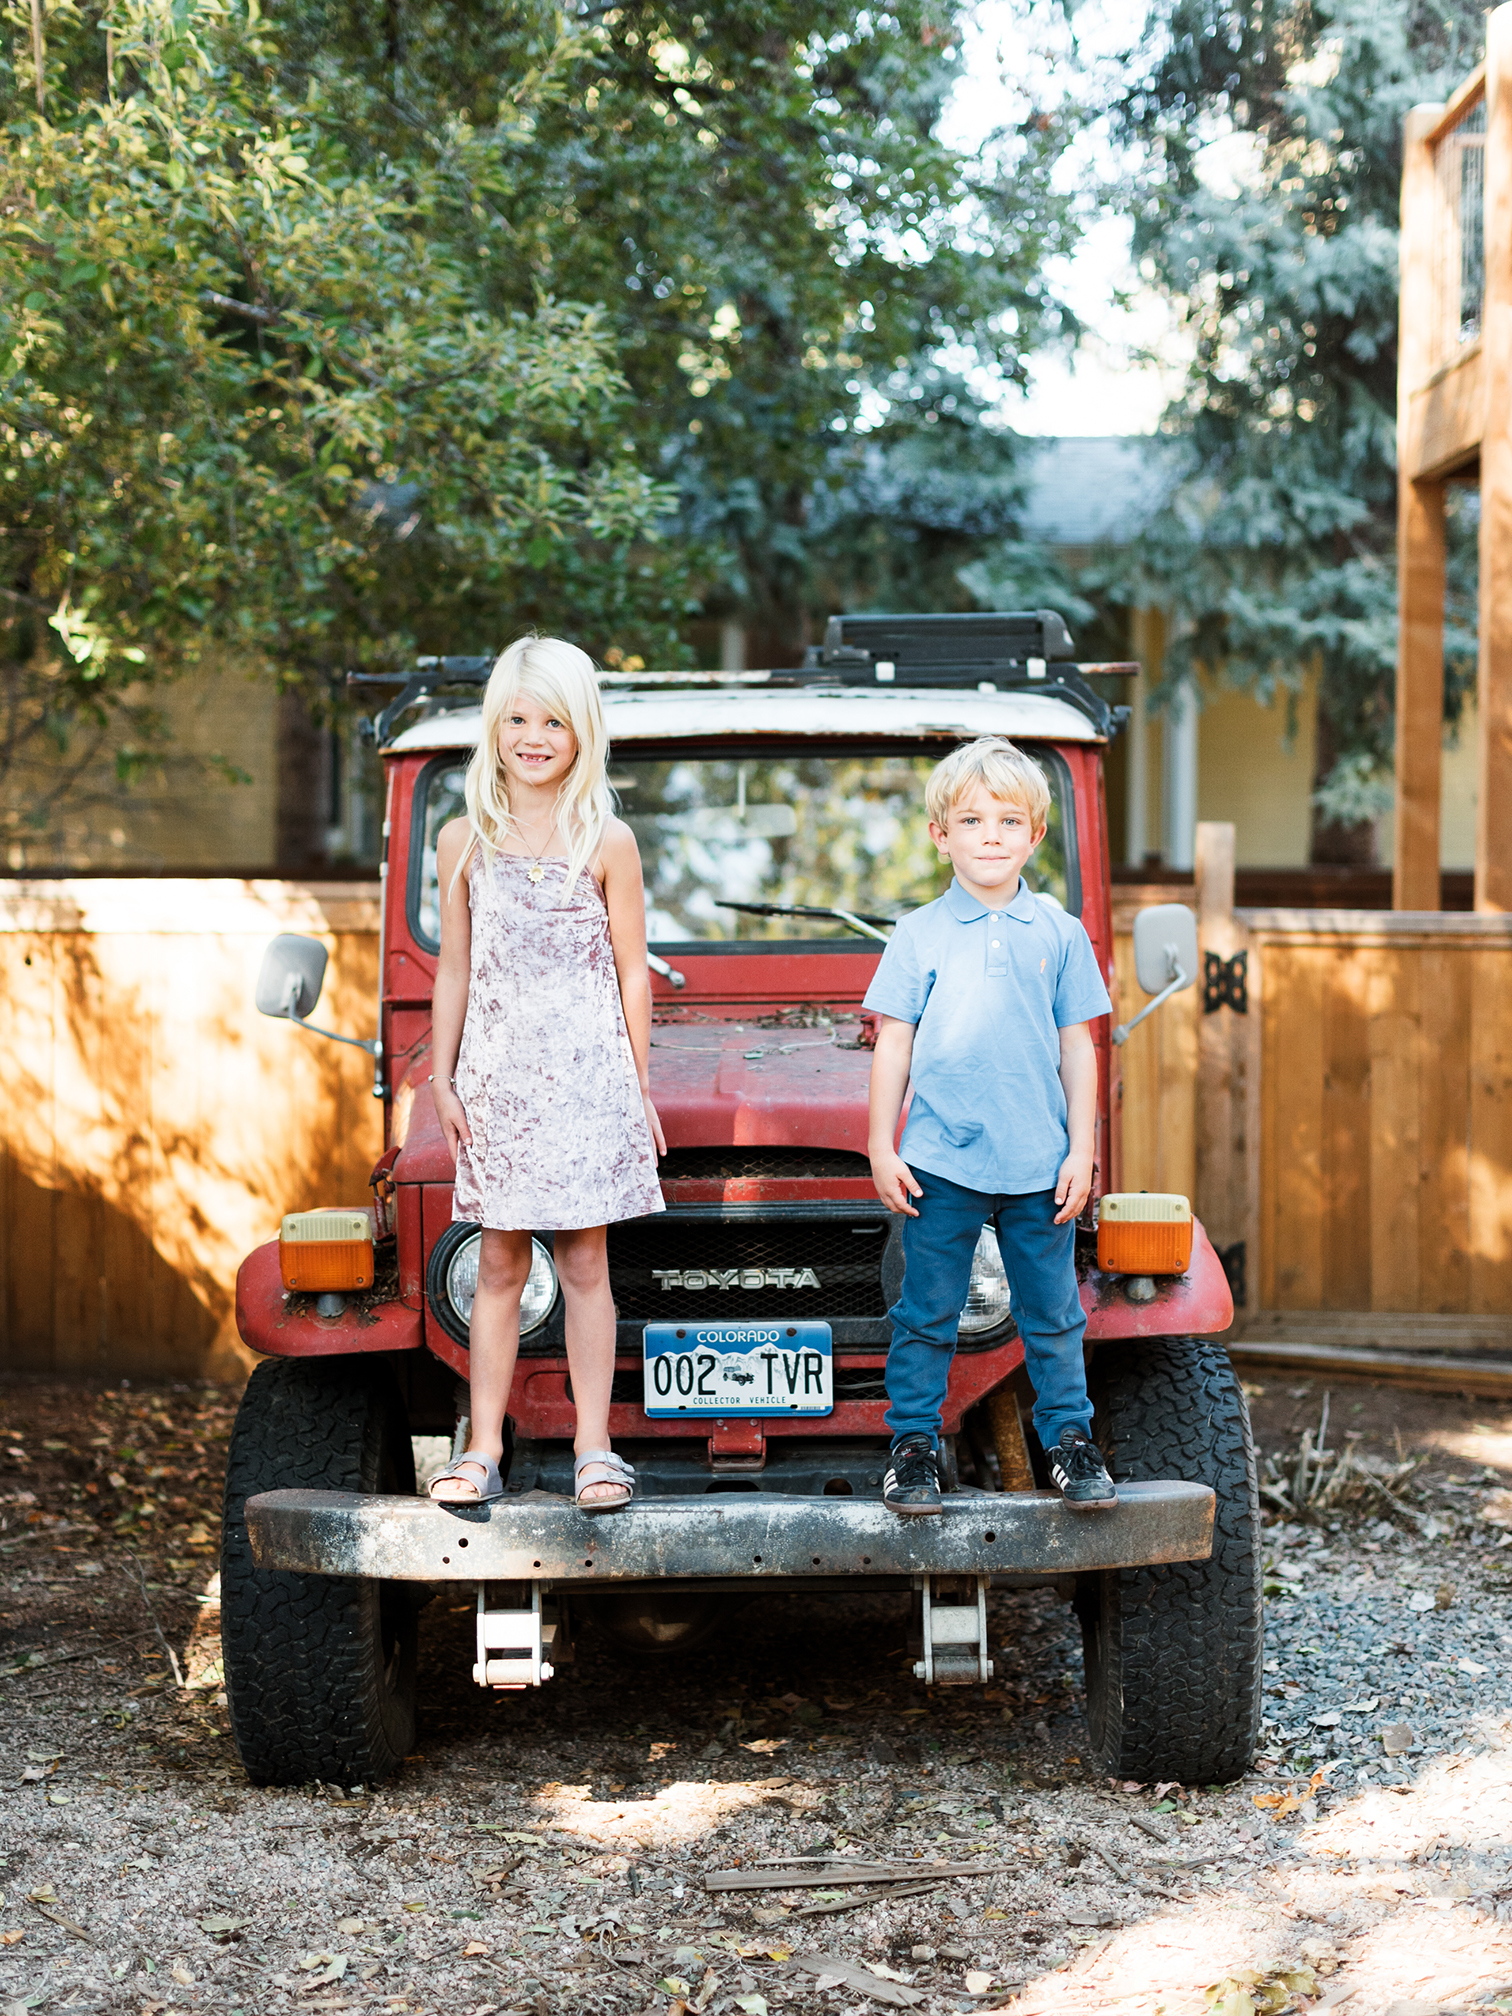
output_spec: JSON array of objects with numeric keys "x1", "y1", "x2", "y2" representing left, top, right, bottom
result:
[{"x1": 245, "y1": 1479, "x2": 1214, "y2": 1586}]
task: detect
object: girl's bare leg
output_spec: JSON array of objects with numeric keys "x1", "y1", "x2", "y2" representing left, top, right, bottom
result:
[
  {"x1": 553, "y1": 1225, "x2": 624, "y2": 1504},
  {"x1": 431, "y1": 1227, "x2": 531, "y2": 1503}
]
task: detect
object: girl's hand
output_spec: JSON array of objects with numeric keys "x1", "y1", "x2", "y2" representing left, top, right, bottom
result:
[
  {"x1": 642, "y1": 1088, "x2": 667, "y2": 1158},
  {"x1": 434, "y1": 1080, "x2": 472, "y2": 1163}
]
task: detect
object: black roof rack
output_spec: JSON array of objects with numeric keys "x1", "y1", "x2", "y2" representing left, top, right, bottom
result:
[{"x1": 350, "y1": 616, "x2": 1135, "y2": 746}]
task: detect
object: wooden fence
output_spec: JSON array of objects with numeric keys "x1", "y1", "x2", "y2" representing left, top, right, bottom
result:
[
  {"x1": 1245, "y1": 906, "x2": 1512, "y2": 1316},
  {"x1": 2, "y1": 852, "x2": 1505, "y2": 1383},
  {"x1": 1112, "y1": 823, "x2": 1512, "y2": 1327},
  {"x1": 0, "y1": 882, "x2": 382, "y2": 1380}
]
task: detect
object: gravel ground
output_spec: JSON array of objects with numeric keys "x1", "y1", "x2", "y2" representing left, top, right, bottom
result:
[{"x1": 2, "y1": 1369, "x2": 1511, "y2": 2016}]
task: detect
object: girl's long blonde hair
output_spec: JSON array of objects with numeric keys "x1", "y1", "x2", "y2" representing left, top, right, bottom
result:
[{"x1": 459, "y1": 635, "x2": 611, "y2": 898}]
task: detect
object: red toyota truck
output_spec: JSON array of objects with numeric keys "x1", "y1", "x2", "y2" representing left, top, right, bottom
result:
[{"x1": 225, "y1": 612, "x2": 1261, "y2": 1791}]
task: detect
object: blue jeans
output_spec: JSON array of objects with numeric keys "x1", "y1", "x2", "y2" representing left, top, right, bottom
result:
[{"x1": 885, "y1": 1167, "x2": 1093, "y2": 1452}]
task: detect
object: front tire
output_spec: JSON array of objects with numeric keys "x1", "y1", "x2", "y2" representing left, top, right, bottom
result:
[
  {"x1": 221, "y1": 1356, "x2": 419, "y2": 1787},
  {"x1": 1075, "y1": 1336, "x2": 1263, "y2": 1784}
]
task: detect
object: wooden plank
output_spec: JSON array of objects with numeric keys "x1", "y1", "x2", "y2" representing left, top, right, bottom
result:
[
  {"x1": 1115, "y1": 920, "x2": 1198, "y2": 1202},
  {"x1": 1480, "y1": 11, "x2": 1512, "y2": 913},
  {"x1": 1244, "y1": 937, "x2": 1264, "y2": 1316},
  {"x1": 0, "y1": 934, "x2": 58, "y2": 1370},
  {"x1": 51, "y1": 927, "x2": 109, "y2": 1374},
  {"x1": 1393, "y1": 471, "x2": 1445, "y2": 906},
  {"x1": 1365, "y1": 947, "x2": 1422, "y2": 1311},
  {"x1": 1226, "y1": 1339, "x2": 1512, "y2": 1397},
  {"x1": 1235, "y1": 1307, "x2": 1512, "y2": 1351},
  {"x1": 1320, "y1": 946, "x2": 1372, "y2": 1309},
  {"x1": 1424, "y1": 66, "x2": 1485, "y2": 146},
  {"x1": 1240, "y1": 909, "x2": 1512, "y2": 942},
  {"x1": 1264, "y1": 947, "x2": 1327, "y2": 1308},
  {"x1": 1469, "y1": 944, "x2": 1512, "y2": 1312},
  {"x1": 1195, "y1": 824, "x2": 1249, "y2": 1274},
  {"x1": 1404, "y1": 355, "x2": 1483, "y2": 479},
  {"x1": 1418, "y1": 944, "x2": 1472, "y2": 1311}
]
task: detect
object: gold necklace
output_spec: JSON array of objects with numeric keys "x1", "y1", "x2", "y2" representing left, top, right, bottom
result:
[{"x1": 517, "y1": 817, "x2": 556, "y2": 884}]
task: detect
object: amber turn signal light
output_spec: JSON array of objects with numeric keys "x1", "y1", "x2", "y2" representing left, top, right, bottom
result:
[
  {"x1": 279, "y1": 1208, "x2": 375, "y2": 1293},
  {"x1": 1096, "y1": 1193, "x2": 1193, "y2": 1276}
]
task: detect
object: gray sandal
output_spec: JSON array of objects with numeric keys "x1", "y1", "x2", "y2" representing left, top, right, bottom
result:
[
  {"x1": 427, "y1": 1450, "x2": 504, "y2": 1505},
  {"x1": 573, "y1": 1449, "x2": 635, "y2": 1515}
]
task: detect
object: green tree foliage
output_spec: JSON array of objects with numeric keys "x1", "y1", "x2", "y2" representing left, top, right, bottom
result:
[
  {"x1": 259, "y1": 0, "x2": 1075, "y2": 656},
  {"x1": 4, "y1": 0, "x2": 1073, "y2": 846},
  {"x1": 1, "y1": 0, "x2": 677, "y2": 836},
  {"x1": 1112, "y1": 0, "x2": 1483, "y2": 856}
]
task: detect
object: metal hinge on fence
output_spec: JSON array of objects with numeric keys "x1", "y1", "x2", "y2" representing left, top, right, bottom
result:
[{"x1": 1203, "y1": 949, "x2": 1248, "y2": 1014}]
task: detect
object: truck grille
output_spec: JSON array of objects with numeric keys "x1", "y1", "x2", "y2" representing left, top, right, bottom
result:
[
  {"x1": 607, "y1": 1214, "x2": 889, "y2": 1319},
  {"x1": 657, "y1": 1147, "x2": 873, "y2": 1180}
]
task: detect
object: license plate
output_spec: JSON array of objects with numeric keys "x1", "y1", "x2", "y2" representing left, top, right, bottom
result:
[{"x1": 642, "y1": 1321, "x2": 833, "y2": 1417}]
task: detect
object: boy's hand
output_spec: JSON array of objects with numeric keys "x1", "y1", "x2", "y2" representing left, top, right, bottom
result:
[
  {"x1": 1053, "y1": 1148, "x2": 1094, "y2": 1225},
  {"x1": 871, "y1": 1148, "x2": 923, "y2": 1216}
]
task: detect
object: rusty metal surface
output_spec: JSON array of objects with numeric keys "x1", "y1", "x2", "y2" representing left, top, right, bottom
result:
[{"x1": 245, "y1": 1479, "x2": 1214, "y2": 1585}]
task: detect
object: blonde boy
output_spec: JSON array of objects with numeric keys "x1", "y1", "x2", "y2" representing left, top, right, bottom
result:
[{"x1": 864, "y1": 737, "x2": 1117, "y2": 1514}]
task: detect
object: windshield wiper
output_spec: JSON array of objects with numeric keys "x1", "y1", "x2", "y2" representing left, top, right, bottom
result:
[{"x1": 716, "y1": 899, "x2": 894, "y2": 944}]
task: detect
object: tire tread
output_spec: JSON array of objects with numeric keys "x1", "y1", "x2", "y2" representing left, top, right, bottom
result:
[
  {"x1": 1080, "y1": 1336, "x2": 1264, "y2": 1784},
  {"x1": 220, "y1": 1356, "x2": 417, "y2": 1787}
]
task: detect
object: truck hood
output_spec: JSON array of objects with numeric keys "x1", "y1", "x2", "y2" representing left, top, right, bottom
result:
[{"x1": 391, "y1": 1020, "x2": 874, "y2": 1183}]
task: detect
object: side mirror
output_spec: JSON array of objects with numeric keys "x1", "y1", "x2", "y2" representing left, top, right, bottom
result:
[
  {"x1": 256, "y1": 934, "x2": 329, "y2": 1021},
  {"x1": 1113, "y1": 903, "x2": 1198, "y2": 1048},
  {"x1": 254, "y1": 934, "x2": 380, "y2": 1058},
  {"x1": 1131, "y1": 903, "x2": 1198, "y2": 997}
]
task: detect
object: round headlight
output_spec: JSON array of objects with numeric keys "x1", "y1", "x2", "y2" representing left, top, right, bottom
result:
[
  {"x1": 444, "y1": 1232, "x2": 557, "y2": 1337},
  {"x1": 958, "y1": 1225, "x2": 1012, "y2": 1335}
]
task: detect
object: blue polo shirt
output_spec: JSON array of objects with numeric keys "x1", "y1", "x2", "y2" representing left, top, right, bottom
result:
[{"x1": 863, "y1": 876, "x2": 1112, "y2": 1195}]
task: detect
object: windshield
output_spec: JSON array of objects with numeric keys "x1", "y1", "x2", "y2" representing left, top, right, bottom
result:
[{"x1": 409, "y1": 745, "x2": 1077, "y2": 951}]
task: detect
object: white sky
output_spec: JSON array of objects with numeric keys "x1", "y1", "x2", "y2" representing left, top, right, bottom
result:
[{"x1": 941, "y1": 0, "x2": 1193, "y2": 436}]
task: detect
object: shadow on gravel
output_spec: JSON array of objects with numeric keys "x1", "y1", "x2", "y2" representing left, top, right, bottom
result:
[{"x1": 3, "y1": 1370, "x2": 1512, "y2": 2016}]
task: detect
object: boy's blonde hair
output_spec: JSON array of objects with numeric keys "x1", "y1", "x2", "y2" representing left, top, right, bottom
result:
[
  {"x1": 458, "y1": 635, "x2": 611, "y2": 898},
  {"x1": 926, "y1": 736, "x2": 1051, "y2": 832}
]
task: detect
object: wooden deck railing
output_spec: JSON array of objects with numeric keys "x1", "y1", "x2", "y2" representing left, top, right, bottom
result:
[{"x1": 1396, "y1": 10, "x2": 1512, "y2": 911}]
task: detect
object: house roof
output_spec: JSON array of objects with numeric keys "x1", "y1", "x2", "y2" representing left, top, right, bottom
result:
[{"x1": 1021, "y1": 435, "x2": 1175, "y2": 548}]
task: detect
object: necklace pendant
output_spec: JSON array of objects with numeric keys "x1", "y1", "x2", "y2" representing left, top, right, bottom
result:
[{"x1": 527, "y1": 862, "x2": 546, "y2": 884}]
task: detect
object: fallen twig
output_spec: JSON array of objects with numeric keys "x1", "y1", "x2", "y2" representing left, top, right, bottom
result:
[
  {"x1": 125, "y1": 1552, "x2": 184, "y2": 1687},
  {"x1": 0, "y1": 1521, "x2": 94, "y2": 1552},
  {"x1": 29, "y1": 1898, "x2": 94, "y2": 1944},
  {"x1": 1127, "y1": 1815, "x2": 1174, "y2": 1845},
  {"x1": 791, "y1": 1880, "x2": 944, "y2": 1917},
  {"x1": 707, "y1": 1860, "x2": 1008, "y2": 1893},
  {"x1": 1065, "y1": 1835, "x2": 1131, "y2": 1882},
  {"x1": 788, "y1": 1953, "x2": 924, "y2": 2008}
]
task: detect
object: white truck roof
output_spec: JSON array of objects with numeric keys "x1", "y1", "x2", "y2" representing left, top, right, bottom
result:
[{"x1": 386, "y1": 684, "x2": 1103, "y2": 753}]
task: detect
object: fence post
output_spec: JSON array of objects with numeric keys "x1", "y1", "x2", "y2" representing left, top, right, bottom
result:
[
  {"x1": 1195, "y1": 822, "x2": 1249, "y2": 1310},
  {"x1": 1480, "y1": 7, "x2": 1512, "y2": 911}
]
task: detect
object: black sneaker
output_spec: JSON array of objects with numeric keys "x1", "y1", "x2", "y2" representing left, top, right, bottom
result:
[
  {"x1": 883, "y1": 1434, "x2": 943, "y2": 1518},
  {"x1": 1049, "y1": 1429, "x2": 1118, "y2": 1510}
]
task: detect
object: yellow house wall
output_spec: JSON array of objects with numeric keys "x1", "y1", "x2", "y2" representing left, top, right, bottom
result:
[
  {"x1": 1196, "y1": 672, "x2": 1318, "y2": 867},
  {"x1": 5, "y1": 657, "x2": 279, "y2": 873},
  {"x1": 1373, "y1": 701, "x2": 1479, "y2": 871}
]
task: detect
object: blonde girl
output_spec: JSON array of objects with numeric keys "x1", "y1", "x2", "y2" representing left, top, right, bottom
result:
[{"x1": 428, "y1": 637, "x2": 665, "y2": 1511}]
